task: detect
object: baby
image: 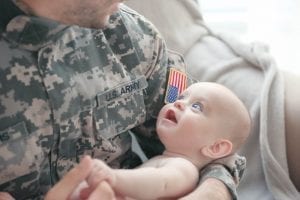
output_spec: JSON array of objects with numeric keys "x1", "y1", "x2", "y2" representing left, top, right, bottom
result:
[{"x1": 78, "y1": 82, "x2": 251, "y2": 200}]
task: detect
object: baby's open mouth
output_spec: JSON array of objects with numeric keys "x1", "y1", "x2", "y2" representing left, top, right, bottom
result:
[{"x1": 166, "y1": 109, "x2": 177, "y2": 123}]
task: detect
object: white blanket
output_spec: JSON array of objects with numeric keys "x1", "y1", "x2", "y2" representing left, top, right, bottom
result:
[{"x1": 126, "y1": 0, "x2": 300, "y2": 199}]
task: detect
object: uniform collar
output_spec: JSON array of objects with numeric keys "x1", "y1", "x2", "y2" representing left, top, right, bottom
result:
[
  {"x1": 0, "y1": 0, "x2": 25, "y2": 32},
  {"x1": 1, "y1": 0, "x2": 69, "y2": 51},
  {"x1": 4, "y1": 15, "x2": 68, "y2": 51}
]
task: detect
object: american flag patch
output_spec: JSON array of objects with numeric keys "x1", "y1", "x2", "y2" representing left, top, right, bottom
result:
[{"x1": 164, "y1": 68, "x2": 187, "y2": 104}]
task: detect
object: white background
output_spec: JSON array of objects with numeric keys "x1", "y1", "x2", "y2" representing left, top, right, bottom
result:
[{"x1": 200, "y1": 0, "x2": 300, "y2": 74}]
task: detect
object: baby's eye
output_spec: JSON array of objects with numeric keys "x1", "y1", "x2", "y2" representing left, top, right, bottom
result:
[{"x1": 191, "y1": 102, "x2": 203, "y2": 112}]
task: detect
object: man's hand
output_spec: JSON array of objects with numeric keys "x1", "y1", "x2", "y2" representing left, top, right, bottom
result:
[
  {"x1": 87, "y1": 159, "x2": 117, "y2": 188},
  {"x1": 45, "y1": 156, "x2": 118, "y2": 200},
  {"x1": 45, "y1": 156, "x2": 93, "y2": 200},
  {"x1": 0, "y1": 192, "x2": 15, "y2": 200},
  {"x1": 179, "y1": 178, "x2": 231, "y2": 200},
  {"x1": 79, "y1": 181, "x2": 117, "y2": 200}
]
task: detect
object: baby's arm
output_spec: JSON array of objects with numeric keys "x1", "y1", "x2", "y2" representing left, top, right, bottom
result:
[{"x1": 88, "y1": 157, "x2": 199, "y2": 199}]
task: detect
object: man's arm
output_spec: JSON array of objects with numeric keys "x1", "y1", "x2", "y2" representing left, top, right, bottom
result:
[
  {"x1": 179, "y1": 178, "x2": 231, "y2": 200},
  {"x1": 180, "y1": 155, "x2": 247, "y2": 200}
]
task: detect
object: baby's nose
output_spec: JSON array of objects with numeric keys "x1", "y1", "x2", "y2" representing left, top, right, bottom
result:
[{"x1": 174, "y1": 100, "x2": 185, "y2": 110}]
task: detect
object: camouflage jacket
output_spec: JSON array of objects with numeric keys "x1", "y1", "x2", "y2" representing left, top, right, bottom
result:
[{"x1": 0, "y1": 1, "x2": 242, "y2": 199}]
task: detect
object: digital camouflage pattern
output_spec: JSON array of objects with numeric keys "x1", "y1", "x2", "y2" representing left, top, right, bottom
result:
[
  {"x1": 201, "y1": 154, "x2": 247, "y2": 200},
  {"x1": 0, "y1": 2, "x2": 243, "y2": 199}
]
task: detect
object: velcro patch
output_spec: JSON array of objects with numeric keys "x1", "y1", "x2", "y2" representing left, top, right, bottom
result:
[{"x1": 164, "y1": 68, "x2": 187, "y2": 104}]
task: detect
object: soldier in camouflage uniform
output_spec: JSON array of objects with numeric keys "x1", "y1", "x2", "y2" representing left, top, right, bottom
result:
[{"x1": 0, "y1": 0, "x2": 244, "y2": 199}]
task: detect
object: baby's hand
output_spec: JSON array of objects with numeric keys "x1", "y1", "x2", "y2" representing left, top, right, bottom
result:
[{"x1": 87, "y1": 159, "x2": 116, "y2": 189}]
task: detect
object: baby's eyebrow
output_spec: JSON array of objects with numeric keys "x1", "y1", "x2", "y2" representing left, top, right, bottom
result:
[
  {"x1": 177, "y1": 92, "x2": 188, "y2": 100},
  {"x1": 180, "y1": 90, "x2": 189, "y2": 96}
]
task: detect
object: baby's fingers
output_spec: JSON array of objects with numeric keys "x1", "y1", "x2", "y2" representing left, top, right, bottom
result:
[{"x1": 87, "y1": 159, "x2": 113, "y2": 187}]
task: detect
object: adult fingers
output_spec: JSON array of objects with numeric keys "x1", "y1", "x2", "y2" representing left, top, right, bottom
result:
[
  {"x1": 88, "y1": 181, "x2": 116, "y2": 200},
  {"x1": 45, "y1": 156, "x2": 93, "y2": 200},
  {"x1": 0, "y1": 192, "x2": 15, "y2": 200}
]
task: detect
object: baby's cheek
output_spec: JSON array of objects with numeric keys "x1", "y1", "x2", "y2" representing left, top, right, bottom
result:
[{"x1": 183, "y1": 119, "x2": 199, "y2": 131}]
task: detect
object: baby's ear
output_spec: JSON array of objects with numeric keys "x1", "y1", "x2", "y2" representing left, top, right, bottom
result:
[{"x1": 201, "y1": 139, "x2": 233, "y2": 159}]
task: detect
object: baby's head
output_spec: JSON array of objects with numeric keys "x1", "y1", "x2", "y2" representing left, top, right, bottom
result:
[{"x1": 157, "y1": 82, "x2": 251, "y2": 163}]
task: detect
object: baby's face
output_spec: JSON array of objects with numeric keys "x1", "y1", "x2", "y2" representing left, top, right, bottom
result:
[{"x1": 156, "y1": 82, "x2": 248, "y2": 154}]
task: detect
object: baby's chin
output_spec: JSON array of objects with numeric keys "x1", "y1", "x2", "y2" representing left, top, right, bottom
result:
[{"x1": 156, "y1": 124, "x2": 173, "y2": 137}]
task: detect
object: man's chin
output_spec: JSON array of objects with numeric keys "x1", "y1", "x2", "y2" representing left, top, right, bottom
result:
[
  {"x1": 111, "y1": 2, "x2": 121, "y2": 13},
  {"x1": 89, "y1": 16, "x2": 110, "y2": 29}
]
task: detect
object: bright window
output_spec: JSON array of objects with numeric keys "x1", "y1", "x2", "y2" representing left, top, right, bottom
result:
[{"x1": 200, "y1": 0, "x2": 300, "y2": 74}]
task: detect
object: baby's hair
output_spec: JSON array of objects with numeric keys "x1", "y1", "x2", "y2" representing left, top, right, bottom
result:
[{"x1": 228, "y1": 97, "x2": 252, "y2": 153}]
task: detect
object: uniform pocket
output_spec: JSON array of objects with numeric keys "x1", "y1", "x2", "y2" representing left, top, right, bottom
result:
[
  {"x1": 56, "y1": 76, "x2": 148, "y2": 177},
  {"x1": 56, "y1": 114, "x2": 82, "y2": 178},
  {"x1": 95, "y1": 76, "x2": 148, "y2": 139},
  {"x1": 0, "y1": 122, "x2": 43, "y2": 198}
]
